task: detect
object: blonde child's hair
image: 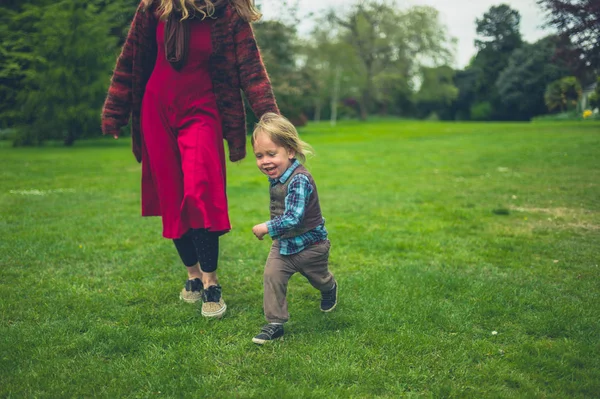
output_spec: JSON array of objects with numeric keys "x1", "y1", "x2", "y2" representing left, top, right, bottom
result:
[{"x1": 252, "y1": 113, "x2": 313, "y2": 163}]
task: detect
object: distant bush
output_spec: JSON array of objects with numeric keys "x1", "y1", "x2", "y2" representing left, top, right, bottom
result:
[
  {"x1": 470, "y1": 102, "x2": 492, "y2": 121},
  {"x1": 531, "y1": 111, "x2": 600, "y2": 122},
  {"x1": 0, "y1": 129, "x2": 16, "y2": 141},
  {"x1": 589, "y1": 92, "x2": 598, "y2": 109},
  {"x1": 544, "y1": 76, "x2": 581, "y2": 113},
  {"x1": 425, "y1": 112, "x2": 440, "y2": 121}
]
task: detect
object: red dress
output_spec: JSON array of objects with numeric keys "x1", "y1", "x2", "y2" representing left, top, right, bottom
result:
[{"x1": 140, "y1": 18, "x2": 230, "y2": 239}]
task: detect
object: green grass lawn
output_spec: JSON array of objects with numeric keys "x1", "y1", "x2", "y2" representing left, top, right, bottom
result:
[{"x1": 1, "y1": 120, "x2": 599, "y2": 398}]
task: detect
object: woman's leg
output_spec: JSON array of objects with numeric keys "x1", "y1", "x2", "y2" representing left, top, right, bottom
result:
[
  {"x1": 190, "y1": 229, "x2": 219, "y2": 288},
  {"x1": 190, "y1": 229, "x2": 226, "y2": 317},
  {"x1": 174, "y1": 231, "x2": 204, "y2": 303},
  {"x1": 173, "y1": 230, "x2": 204, "y2": 279}
]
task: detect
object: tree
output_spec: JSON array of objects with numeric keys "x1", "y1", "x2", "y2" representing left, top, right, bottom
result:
[
  {"x1": 329, "y1": 1, "x2": 396, "y2": 119},
  {"x1": 252, "y1": 19, "x2": 312, "y2": 126},
  {"x1": 449, "y1": 67, "x2": 482, "y2": 120},
  {"x1": 330, "y1": 0, "x2": 453, "y2": 119},
  {"x1": 496, "y1": 36, "x2": 571, "y2": 119},
  {"x1": 1, "y1": 0, "x2": 135, "y2": 130},
  {"x1": 544, "y1": 76, "x2": 582, "y2": 111},
  {"x1": 95, "y1": 0, "x2": 139, "y2": 44},
  {"x1": 471, "y1": 4, "x2": 523, "y2": 119},
  {"x1": 537, "y1": 0, "x2": 600, "y2": 75},
  {"x1": 470, "y1": 101, "x2": 493, "y2": 121},
  {"x1": 373, "y1": 72, "x2": 413, "y2": 116},
  {"x1": 303, "y1": 20, "x2": 361, "y2": 123},
  {"x1": 589, "y1": 76, "x2": 600, "y2": 108},
  {"x1": 13, "y1": 0, "x2": 116, "y2": 145},
  {"x1": 589, "y1": 92, "x2": 598, "y2": 109},
  {"x1": 0, "y1": 4, "x2": 47, "y2": 129},
  {"x1": 475, "y1": 4, "x2": 523, "y2": 52},
  {"x1": 414, "y1": 65, "x2": 459, "y2": 119}
]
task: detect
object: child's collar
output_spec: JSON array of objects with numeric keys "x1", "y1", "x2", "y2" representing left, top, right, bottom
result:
[{"x1": 269, "y1": 159, "x2": 300, "y2": 184}]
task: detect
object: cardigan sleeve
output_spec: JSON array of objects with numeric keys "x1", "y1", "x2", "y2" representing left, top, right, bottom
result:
[
  {"x1": 101, "y1": 2, "x2": 144, "y2": 138},
  {"x1": 232, "y1": 14, "x2": 279, "y2": 120}
]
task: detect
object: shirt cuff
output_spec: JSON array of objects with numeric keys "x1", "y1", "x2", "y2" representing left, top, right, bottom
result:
[{"x1": 266, "y1": 221, "x2": 278, "y2": 238}]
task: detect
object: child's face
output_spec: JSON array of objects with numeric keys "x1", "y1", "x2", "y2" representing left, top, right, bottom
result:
[{"x1": 253, "y1": 132, "x2": 295, "y2": 180}]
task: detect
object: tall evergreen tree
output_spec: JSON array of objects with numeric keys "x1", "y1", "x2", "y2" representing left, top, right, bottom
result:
[
  {"x1": 471, "y1": 4, "x2": 523, "y2": 119},
  {"x1": 14, "y1": 0, "x2": 116, "y2": 145}
]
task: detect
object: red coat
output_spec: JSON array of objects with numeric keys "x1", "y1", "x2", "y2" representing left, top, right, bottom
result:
[{"x1": 101, "y1": 1, "x2": 279, "y2": 162}]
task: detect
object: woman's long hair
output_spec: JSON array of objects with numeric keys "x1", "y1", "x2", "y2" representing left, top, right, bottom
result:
[{"x1": 142, "y1": 0, "x2": 261, "y2": 22}]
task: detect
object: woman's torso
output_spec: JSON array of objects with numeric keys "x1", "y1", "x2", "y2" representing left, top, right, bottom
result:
[{"x1": 145, "y1": 17, "x2": 219, "y2": 121}]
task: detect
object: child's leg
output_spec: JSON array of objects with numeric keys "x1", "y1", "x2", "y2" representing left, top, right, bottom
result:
[
  {"x1": 264, "y1": 244, "x2": 296, "y2": 324},
  {"x1": 298, "y1": 240, "x2": 335, "y2": 292}
]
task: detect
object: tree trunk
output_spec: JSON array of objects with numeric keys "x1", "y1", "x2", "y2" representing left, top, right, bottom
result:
[
  {"x1": 64, "y1": 122, "x2": 78, "y2": 146},
  {"x1": 360, "y1": 62, "x2": 374, "y2": 120},
  {"x1": 330, "y1": 65, "x2": 341, "y2": 126},
  {"x1": 314, "y1": 97, "x2": 321, "y2": 122},
  {"x1": 64, "y1": 131, "x2": 76, "y2": 146},
  {"x1": 380, "y1": 102, "x2": 388, "y2": 115},
  {"x1": 358, "y1": 100, "x2": 367, "y2": 120}
]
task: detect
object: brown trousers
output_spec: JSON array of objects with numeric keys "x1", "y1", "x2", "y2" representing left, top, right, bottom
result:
[{"x1": 263, "y1": 240, "x2": 335, "y2": 323}]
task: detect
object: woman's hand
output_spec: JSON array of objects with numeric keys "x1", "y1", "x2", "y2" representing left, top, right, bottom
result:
[{"x1": 252, "y1": 223, "x2": 269, "y2": 240}]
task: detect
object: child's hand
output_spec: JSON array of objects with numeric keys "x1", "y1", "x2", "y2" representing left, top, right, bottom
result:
[{"x1": 252, "y1": 223, "x2": 269, "y2": 240}]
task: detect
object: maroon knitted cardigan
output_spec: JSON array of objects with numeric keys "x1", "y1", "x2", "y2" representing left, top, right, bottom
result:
[{"x1": 101, "y1": 1, "x2": 279, "y2": 162}]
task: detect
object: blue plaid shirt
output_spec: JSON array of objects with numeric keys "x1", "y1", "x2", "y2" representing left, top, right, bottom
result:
[{"x1": 266, "y1": 160, "x2": 328, "y2": 255}]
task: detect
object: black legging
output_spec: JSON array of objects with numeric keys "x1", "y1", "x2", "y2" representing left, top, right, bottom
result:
[{"x1": 173, "y1": 228, "x2": 219, "y2": 272}]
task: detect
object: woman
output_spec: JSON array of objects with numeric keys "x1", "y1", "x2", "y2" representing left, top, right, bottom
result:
[{"x1": 101, "y1": 0, "x2": 279, "y2": 318}]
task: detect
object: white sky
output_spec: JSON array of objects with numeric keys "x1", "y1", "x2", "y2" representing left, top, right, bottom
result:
[{"x1": 258, "y1": 0, "x2": 554, "y2": 68}]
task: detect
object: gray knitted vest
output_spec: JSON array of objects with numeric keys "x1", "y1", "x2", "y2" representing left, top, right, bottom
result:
[{"x1": 269, "y1": 164, "x2": 323, "y2": 239}]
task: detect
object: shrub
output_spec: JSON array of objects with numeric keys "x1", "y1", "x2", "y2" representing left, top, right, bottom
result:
[{"x1": 470, "y1": 102, "x2": 492, "y2": 121}]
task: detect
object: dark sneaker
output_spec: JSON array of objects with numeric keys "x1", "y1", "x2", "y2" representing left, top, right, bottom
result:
[
  {"x1": 320, "y1": 282, "x2": 337, "y2": 312},
  {"x1": 201, "y1": 285, "x2": 226, "y2": 318},
  {"x1": 179, "y1": 278, "x2": 203, "y2": 303},
  {"x1": 252, "y1": 323, "x2": 284, "y2": 345}
]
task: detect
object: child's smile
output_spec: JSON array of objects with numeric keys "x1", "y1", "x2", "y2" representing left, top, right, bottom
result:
[
  {"x1": 253, "y1": 132, "x2": 295, "y2": 180},
  {"x1": 263, "y1": 165, "x2": 279, "y2": 177}
]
